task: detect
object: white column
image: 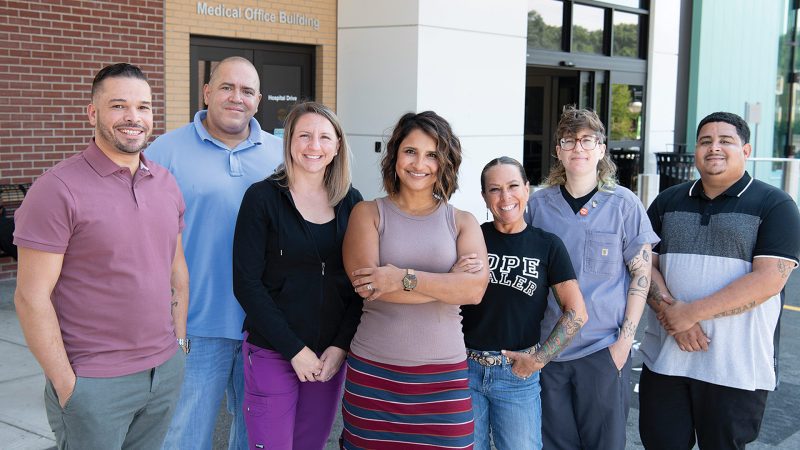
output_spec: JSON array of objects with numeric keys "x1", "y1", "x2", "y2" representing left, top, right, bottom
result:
[
  {"x1": 642, "y1": 0, "x2": 682, "y2": 206},
  {"x1": 337, "y1": 0, "x2": 528, "y2": 217}
]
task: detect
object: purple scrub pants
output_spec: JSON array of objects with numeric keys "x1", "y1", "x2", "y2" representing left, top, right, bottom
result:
[{"x1": 242, "y1": 340, "x2": 345, "y2": 450}]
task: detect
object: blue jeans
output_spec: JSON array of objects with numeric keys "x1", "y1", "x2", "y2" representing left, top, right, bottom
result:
[
  {"x1": 468, "y1": 351, "x2": 543, "y2": 450},
  {"x1": 162, "y1": 336, "x2": 247, "y2": 450}
]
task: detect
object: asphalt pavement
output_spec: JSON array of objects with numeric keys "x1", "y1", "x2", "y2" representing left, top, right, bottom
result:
[{"x1": 3, "y1": 274, "x2": 800, "y2": 449}]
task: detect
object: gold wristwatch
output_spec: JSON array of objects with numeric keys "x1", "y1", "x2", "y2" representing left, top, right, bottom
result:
[{"x1": 402, "y1": 268, "x2": 417, "y2": 291}]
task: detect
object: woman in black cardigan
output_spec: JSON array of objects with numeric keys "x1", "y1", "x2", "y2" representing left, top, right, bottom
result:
[{"x1": 233, "y1": 101, "x2": 362, "y2": 450}]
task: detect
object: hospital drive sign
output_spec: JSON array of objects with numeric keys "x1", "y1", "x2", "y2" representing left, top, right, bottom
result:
[{"x1": 196, "y1": 2, "x2": 321, "y2": 31}]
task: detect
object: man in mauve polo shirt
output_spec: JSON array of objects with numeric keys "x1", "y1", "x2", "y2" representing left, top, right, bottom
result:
[{"x1": 13, "y1": 63, "x2": 189, "y2": 450}]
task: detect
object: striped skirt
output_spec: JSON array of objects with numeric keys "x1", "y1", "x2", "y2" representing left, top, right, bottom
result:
[{"x1": 341, "y1": 352, "x2": 474, "y2": 449}]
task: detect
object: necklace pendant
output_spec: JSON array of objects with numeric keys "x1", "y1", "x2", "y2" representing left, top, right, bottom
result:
[{"x1": 579, "y1": 207, "x2": 589, "y2": 216}]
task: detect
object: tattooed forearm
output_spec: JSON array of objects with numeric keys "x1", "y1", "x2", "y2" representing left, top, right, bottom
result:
[
  {"x1": 778, "y1": 260, "x2": 791, "y2": 279},
  {"x1": 533, "y1": 309, "x2": 584, "y2": 365},
  {"x1": 170, "y1": 287, "x2": 178, "y2": 312},
  {"x1": 647, "y1": 281, "x2": 663, "y2": 306},
  {"x1": 620, "y1": 316, "x2": 637, "y2": 339},
  {"x1": 627, "y1": 247, "x2": 651, "y2": 301},
  {"x1": 628, "y1": 278, "x2": 649, "y2": 300},
  {"x1": 714, "y1": 300, "x2": 757, "y2": 318}
]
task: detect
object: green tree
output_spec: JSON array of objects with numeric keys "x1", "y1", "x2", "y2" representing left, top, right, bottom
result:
[
  {"x1": 613, "y1": 23, "x2": 639, "y2": 57},
  {"x1": 610, "y1": 84, "x2": 639, "y2": 140},
  {"x1": 527, "y1": 10, "x2": 561, "y2": 51},
  {"x1": 572, "y1": 25, "x2": 603, "y2": 54}
]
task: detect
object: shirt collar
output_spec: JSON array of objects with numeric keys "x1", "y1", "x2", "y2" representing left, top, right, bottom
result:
[
  {"x1": 192, "y1": 110, "x2": 263, "y2": 150},
  {"x1": 83, "y1": 139, "x2": 150, "y2": 177},
  {"x1": 689, "y1": 171, "x2": 753, "y2": 199}
]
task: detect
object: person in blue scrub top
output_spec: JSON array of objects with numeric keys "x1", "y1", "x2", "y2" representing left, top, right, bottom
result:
[{"x1": 524, "y1": 106, "x2": 659, "y2": 450}]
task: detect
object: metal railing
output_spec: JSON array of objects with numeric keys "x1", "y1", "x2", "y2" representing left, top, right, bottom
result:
[{"x1": 746, "y1": 157, "x2": 800, "y2": 204}]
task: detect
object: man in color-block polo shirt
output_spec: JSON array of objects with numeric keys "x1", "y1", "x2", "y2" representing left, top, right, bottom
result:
[
  {"x1": 640, "y1": 111, "x2": 800, "y2": 449},
  {"x1": 14, "y1": 63, "x2": 189, "y2": 450}
]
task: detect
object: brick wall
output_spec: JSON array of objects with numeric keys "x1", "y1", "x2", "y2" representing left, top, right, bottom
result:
[{"x1": 0, "y1": 0, "x2": 165, "y2": 278}]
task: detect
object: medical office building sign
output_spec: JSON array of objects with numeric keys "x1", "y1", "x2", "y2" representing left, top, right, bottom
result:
[{"x1": 196, "y1": 2, "x2": 321, "y2": 30}]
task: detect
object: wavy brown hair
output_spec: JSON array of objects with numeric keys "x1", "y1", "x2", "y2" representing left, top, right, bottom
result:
[
  {"x1": 381, "y1": 111, "x2": 462, "y2": 201},
  {"x1": 542, "y1": 105, "x2": 617, "y2": 190}
]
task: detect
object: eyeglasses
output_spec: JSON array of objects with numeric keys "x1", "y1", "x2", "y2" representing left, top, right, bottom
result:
[{"x1": 559, "y1": 137, "x2": 600, "y2": 151}]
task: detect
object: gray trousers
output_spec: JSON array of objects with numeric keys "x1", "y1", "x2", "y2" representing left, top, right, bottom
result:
[
  {"x1": 45, "y1": 350, "x2": 185, "y2": 450},
  {"x1": 540, "y1": 347, "x2": 632, "y2": 450}
]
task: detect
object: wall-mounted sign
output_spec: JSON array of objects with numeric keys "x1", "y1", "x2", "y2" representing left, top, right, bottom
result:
[
  {"x1": 266, "y1": 94, "x2": 298, "y2": 102},
  {"x1": 196, "y1": 2, "x2": 321, "y2": 31}
]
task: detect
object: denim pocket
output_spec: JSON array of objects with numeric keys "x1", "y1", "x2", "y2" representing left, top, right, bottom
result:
[{"x1": 503, "y1": 364, "x2": 532, "y2": 382}]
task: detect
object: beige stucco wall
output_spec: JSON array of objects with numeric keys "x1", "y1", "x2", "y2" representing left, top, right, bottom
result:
[{"x1": 164, "y1": 0, "x2": 337, "y2": 131}]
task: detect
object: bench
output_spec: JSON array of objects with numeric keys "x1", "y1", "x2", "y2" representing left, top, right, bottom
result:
[{"x1": 0, "y1": 183, "x2": 31, "y2": 259}]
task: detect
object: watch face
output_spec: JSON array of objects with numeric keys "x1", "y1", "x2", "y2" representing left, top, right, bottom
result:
[{"x1": 403, "y1": 273, "x2": 417, "y2": 290}]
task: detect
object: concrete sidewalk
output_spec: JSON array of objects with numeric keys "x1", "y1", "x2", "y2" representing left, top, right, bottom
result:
[{"x1": 0, "y1": 278, "x2": 55, "y2": 450}]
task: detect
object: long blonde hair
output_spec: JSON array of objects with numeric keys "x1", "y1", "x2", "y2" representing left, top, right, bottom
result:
[
  {"x1": 542, "y1": 106, "x2": 617, "y2": 191},
  {"x1": 272, "y1": 101, "x2": 353, "y2": 206}
]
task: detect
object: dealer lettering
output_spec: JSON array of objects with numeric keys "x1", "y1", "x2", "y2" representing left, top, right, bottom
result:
[{"x1": 486, "y1": 254, "x2": 540, "y2": 296}]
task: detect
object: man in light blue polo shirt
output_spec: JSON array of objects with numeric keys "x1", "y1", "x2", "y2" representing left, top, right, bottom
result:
[{"x1": 148, "y1": 56, "x2": 283, "y2": 450}]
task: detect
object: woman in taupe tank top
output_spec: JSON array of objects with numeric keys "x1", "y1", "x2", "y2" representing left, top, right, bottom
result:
[{"x1": 340, "y1": 111, "x2": 490, "y2": 449}]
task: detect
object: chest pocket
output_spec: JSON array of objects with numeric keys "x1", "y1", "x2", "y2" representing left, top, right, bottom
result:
[{"x1": 584, "y1": 231, "x2": 622, "y2": 276}]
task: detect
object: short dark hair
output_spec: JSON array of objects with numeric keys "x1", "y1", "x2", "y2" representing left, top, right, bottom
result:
[
  {"x1": 696, "y1": 111, "x2": 750, "y2": 144},
  {"x1": 381, "y1": 111, "x2": 462, "y2": 200},
  {"x1": 480, "y1": 156, "x2": 528, "y2": 193},
  {"x1": 91, "y1": 63, "x2": 148, "y2": 98}
]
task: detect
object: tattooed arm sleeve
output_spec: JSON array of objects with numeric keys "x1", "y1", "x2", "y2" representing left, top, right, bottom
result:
[{"x1": 532, "y1": 279, "x2": 587, "y2": 366}]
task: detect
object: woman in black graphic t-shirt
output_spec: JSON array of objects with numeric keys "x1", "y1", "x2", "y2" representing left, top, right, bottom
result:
[{"x1": 460, "y1": 157, "x2": 587, "y2": 450}]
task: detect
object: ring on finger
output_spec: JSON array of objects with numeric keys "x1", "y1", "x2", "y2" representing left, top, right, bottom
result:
[{"x1": 367, "y1": 283, "x2": 373, "y2": 291}]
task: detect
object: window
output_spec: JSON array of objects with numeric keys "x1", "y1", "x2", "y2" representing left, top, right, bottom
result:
[
  {"x1": 613, "y1": 11, "x2": 641, "y2": 58},
  {"x1": 572, "y1": 4, "x2": 605, "y2": 54},
  {"x1": 610, "y1": 83, "x2": 643, "y2": 140},
  {"x1": 527, "y1": 0, "x2": 563, "y2": 51},
  {"x1": 527, "y1": 0, "x2": 647, "y2": 58}
]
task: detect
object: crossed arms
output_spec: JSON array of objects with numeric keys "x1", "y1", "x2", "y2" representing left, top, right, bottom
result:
[{"x1": 647, "y1": 253, "x2": 794, "y2": 351}]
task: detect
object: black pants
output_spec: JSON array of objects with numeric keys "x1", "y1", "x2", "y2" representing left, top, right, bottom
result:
[
  {"x1": 541, "y1": 347, "x2": 631, "y2": 450},
  {"x1": 639, "y1": 365, "x2": 768, "y2": 450}
]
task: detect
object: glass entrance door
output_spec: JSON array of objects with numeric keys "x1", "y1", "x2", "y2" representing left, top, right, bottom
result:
[
  {"x1": 190, "y1": 37, "x2": 314, "y2": 135},
  {"x1": 524, "y1": 67, "x2": 599, "y2": 185}
]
